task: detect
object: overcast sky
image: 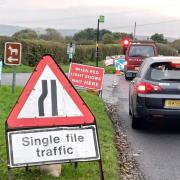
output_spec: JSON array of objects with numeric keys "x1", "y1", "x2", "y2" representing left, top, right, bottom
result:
[{"x1": 0, "y1": 0, "x2": 180, "y2": 37}]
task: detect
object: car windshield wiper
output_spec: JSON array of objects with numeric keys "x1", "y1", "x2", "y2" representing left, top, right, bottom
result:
[
  {"x1": 130, "y1": 54, "x2": 145, "y2": 57},
  {"x1": 160, "y1": 78, "x2": 180, "y2": 82}
]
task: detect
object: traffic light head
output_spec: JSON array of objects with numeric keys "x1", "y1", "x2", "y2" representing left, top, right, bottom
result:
[
  {"x1": 123, "y1": 39, "x2": 130, "y2": 46},
  {"x1": 122, "y1": 38, "x2": 131, "y2": 54}
]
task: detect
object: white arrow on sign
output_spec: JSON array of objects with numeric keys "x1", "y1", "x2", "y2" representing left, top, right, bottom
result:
[{"x1": 7, "y1": 56, "x2": 19, "y2": 62}]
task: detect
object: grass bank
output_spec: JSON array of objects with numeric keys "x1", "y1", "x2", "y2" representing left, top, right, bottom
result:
[
  {"x1": 0, "y1": 86, "x2": 119, "y2": 180},
  {"x1": 2, "y1": 61, "x2": 115, "y2": 74}
]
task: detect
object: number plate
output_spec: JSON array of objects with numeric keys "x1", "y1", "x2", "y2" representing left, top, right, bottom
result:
[{"x1": 164, "y1": 100, "x2": 180, "y2": 109}]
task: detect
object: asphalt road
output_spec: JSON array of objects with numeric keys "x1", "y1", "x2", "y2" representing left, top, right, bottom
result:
[
  {"x1": 103, "y1": 74, "x2": 180, "y2": 180},
  {"x1": 2, "y1": 73, "x2": 180, "y2": 180}
]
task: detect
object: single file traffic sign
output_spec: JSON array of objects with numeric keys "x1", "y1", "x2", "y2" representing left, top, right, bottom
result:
[
  {"x1": 6, "y1": 55, "x2": 94, "y2": 129},
  {"x1": 7, "y1": 125, "x2": 100, "y2": 167}
]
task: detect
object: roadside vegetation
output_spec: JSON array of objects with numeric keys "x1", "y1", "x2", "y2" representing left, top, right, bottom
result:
[
  {"x1": 0, "y1": 86, "x2": 119, "y2": 180},
  {"x1": 2, "y1": 60, "x2": 115, "y2": 74},
  {"x1": 0, "y1": 28, "x2": 178, "y2": 74}
]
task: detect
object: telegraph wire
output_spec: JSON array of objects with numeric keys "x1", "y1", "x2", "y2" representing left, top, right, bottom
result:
[{"x1": 107, "y1": 19, "x2": 180, "y2": 30}]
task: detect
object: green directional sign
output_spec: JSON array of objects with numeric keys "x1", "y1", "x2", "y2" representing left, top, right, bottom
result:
[{"x1": 99, "y1": 16, "x2": 104, "y2": 23}]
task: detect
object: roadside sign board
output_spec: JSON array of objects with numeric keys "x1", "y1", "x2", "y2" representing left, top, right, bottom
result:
[
  {"x1": 67, "y1": 43, "x2": 75, "y2": 54},
  {"x1": 6, "y1": 56, "x2": 94, "y2": 129},
  {"x1": 4, "y1": 42, "x2": 22, "y2": 65},
  {"x1": 68, "y1": 63, "x2": 104, "y2": 90},
  {"x1": 99, "y1": 16, "x2": 105, "y2": 23},
  {"x1": 7, "y1": 125, "x2": 100, "y2": 167},
  {"x1": 6, "y1": 55, "x2": 102, "y2": 175}
]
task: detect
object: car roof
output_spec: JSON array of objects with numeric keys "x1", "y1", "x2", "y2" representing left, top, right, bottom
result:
[
  {"x1": 130, "y1": 43, "x2": 155, "y2": 46},
  {"x1": 144, "y1": 56, "x2": 180, "y2": 66}
]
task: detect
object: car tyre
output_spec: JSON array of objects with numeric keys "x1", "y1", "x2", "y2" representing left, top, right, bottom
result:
[
  {"x1": 128, "y1": 99, "x2": 132, "y2": 115},
  {"x1": 129, "y1": 106, "x2": 131, "y2": 115},
  {"x1": 125, "y1": 73, "x2": 130, "y2": 80},
  {"x1": 131, "y1": 113, "x2": 143, "y2": 129}
]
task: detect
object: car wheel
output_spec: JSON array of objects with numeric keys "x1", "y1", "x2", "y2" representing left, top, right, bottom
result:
[
  {"x1": 128, "y1": 98, "x2": 132, "y2": 115},
  {"x1": 125, "y1": 73, "x2": 130, "y2": 80},
  {"x1": 131, "y1": 112, "x2": 143, "y2": 129},
  {"x1": 129, "y1": 106, "x2": 132, "y2": 115}
]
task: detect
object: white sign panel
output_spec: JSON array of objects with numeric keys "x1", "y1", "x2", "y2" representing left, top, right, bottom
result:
[
  {"x1": 18, "y1": 65, "x2": 83, "y2": 118},
  {"x1": 7, "y1": 125, "x2": 100, "y2": 167}
]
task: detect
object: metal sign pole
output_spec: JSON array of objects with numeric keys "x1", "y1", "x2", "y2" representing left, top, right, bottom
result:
[
  {"x1": 98, "y1": 160, "x2": 104, "y2": 180},
  {"x1": 12, "y1": 66, "x2": 16, "y2": 93},
  {"x1": 0, "y1": 59, "x2": 2, "y2": 86},
  {"x1": 96, "y1": 19, "x2": 99, "y2": 67},
  {"x1": 5, "y1": 123, "x2": 13, "y2": 180}
]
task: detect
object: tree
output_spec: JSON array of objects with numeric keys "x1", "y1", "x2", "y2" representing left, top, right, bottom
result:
[
  {"x1": 73, "y1": 28, "x2": 96, "y2": 41},
  {"x1": 99, "y1": 29, "x2": 112, "y2": 41},
  {"x1": 170, "y1": 39, "x2": 180, "y2": 52},
  {"x1": 103, "y1": 33, "x2": 114, "y2": 44},
  {"x1": 73, "y1": 28, "x2": 112, "y2": 42},
  {"x1": 65, "y1": 36, "x2": 74, "y2": 43},
  {"x1": 150, "y1": 33, "x2": 167, "y2": 44},
  {"x1": 39, "y1": 28, "x2": 64, "y2": 42},
  {"x1": 12, "y1": 29, "x2": 38, "y2": 39}
]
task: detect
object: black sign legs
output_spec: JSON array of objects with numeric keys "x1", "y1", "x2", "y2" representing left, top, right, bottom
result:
[{"x1": 99, "y1": 160, "x2": 104, "y2": 180}]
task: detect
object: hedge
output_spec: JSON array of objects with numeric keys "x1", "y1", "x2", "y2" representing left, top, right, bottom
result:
[
  {"x1": 0, "y1": 36, "x2": 177, "y2": 66},
  {"x1": 156, "y1": 43, "x2": 177, "y2": 56}
]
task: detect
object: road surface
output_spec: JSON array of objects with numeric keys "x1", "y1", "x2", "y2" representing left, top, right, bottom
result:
[{"x1": 103, "y1": 74, "x2": 180, "y2": 180}]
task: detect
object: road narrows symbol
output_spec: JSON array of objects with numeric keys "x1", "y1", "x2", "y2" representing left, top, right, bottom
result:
[
  {"x1": 38, "y1": 80, "x2": 58, "y2": 117},
  {"x1": 38, "y1": 80, "x2": 48, "y2": 116},
  {"x1": 51, "y1": 80, "x2": 58, "y2": 116}
]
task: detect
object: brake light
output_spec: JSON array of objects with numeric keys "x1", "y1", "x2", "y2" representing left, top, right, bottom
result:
[
  {"x1": 136, "y1": 82, "x2": 163, "y2": 94},
  {"x1": 171, "y1": 60, "x2": 180, "y2": 64},
  {"x1": 171, "y1": 60, "x2": 180, "y2": 68}
]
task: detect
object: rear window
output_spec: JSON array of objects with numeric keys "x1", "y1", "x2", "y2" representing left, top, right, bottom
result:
[
  {"x1": 128, "y1": 45, "x2": 155, "y2": 57},
  {"x1": 147, "y1": 62, "x2": 180, "y2": 82}
]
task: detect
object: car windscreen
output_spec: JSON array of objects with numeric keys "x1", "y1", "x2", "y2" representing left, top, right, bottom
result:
[
  {"x1": 147, "y1": 62, "x2": 180, "y2": 82},
  {"x1": 128, "y1": 45, "x2": 155, "y2": 57}
]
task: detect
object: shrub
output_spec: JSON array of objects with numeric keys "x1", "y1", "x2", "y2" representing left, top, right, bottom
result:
[
  {"x1": 156, "y1": 43, "x2": 177, "y2": 56},
  {"x1": 0, "y1": 36, "x2": 176, "y2": 67}
]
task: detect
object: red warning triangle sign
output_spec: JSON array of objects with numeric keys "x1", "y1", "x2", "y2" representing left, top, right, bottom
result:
[{"x1": 7, "y1": 55, "x2": 95, "y2": 129}]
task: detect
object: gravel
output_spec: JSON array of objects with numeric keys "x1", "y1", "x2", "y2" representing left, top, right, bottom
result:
[{"x1": 106, "y1": 103, "x2": 145, "y2": 180}]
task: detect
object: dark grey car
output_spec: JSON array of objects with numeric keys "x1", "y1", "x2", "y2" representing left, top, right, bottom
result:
[{"x1": 129, "y1": 56, "x2": 180, "y2": 129}]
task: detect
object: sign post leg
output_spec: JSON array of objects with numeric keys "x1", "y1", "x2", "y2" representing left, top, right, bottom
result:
[
  {"x1": 74, "y1": 162, "x2": 78, "y2": 169},
  {"x1": 25, "y1": 166, "x2": 29, "y2": 172},
  {"x1": 98, "y1": 160, "x2": 104, "y2": 180},
  {"x1": 12, "y1": 66, "x2": 16, "y2": 93},
  {"x1": 7, "y1": 167, "x2": 13, "y2": 180}
]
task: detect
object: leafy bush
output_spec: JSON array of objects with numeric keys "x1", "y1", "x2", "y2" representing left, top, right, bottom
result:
[
  {"x1": 0, "y1": 36, "x2": 177, "y2": 67},
  {"x1": 169, "y1": 39, "x2": 180, "y2": 52},
  {"x1": 156, "y1": 43, "x2": 177, "y2": 56},
  {"x1": 0, "y1": 36, "x2": 121, "y2": 66}
]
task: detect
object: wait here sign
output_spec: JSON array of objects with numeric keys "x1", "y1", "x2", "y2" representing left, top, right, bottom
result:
[
  {"x1": 68, "y1": 63, "x2": 104, "y2": 90},
  {"x1": 7, "y1": 126, "x2": 100, "y2": 167}
]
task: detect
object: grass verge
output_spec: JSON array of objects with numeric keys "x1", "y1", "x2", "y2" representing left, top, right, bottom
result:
[
  {"x1": 0, "y1": 86, "x2": 119, "y2": 180},
  {"x1": 2, "y1": 61, "x2": 115, "y2": 74}
]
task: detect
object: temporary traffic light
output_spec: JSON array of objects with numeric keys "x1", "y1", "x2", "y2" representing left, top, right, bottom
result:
[
  {"x1": 123, "y1": 39, "x2": 130, "y2": 46},
  {"x1": 122, "y1": 38, "x2": 131, "y2": 54}
]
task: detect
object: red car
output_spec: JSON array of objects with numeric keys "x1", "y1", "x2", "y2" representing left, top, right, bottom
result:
[{"x1": 124, "y1": 41, "x2": 158, "y2": 80}]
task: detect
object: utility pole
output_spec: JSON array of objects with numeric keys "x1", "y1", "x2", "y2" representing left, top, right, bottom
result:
[
  {"x1": 133, "y1": 21, "x2": 136, "y2": 40},
  {"x1": 96, "y1": 19, "x2": 100, "y2": 67},
  {"x1": 96, "y1": 15, "x2": 104, "y2": 67},
  {"x1": 0, "y1": 59, "x2": 2, "y2": 87}
]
